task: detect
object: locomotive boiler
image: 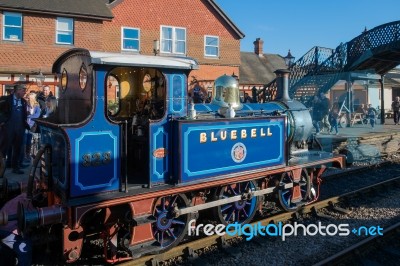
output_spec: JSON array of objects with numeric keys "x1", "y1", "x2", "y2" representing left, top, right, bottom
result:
[{"x1": 0, "y1": 48, "x2": 345, "y2": 264}]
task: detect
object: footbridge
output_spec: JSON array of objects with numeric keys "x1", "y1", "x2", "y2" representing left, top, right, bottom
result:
[{"x1": 261, "y1": 20, "x2": 400, "y2": 104}]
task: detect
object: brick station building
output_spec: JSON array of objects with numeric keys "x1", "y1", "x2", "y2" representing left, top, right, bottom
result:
[{"x1": 0, "y1": 0, "x2": 244, "y2": 98}]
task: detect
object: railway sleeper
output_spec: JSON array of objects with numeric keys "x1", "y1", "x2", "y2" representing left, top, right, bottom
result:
[
  {"x1": 125, "y1": 240, "x2": 162, "y2": 258},
  {"x1": 328, "y1": 202, "x2": 352, "y2": 215},
  {"x1": 217, "y1": 236, "x2": 230, "y2": 249},
  {"x1": 291, "y1": 211, "x2": 301, "y2": 221},
  {"x1": 217, "y1": 236, "x2": 242, "y2": 259},
  {"x1": 183, "y1": 246, "x2": 199, "y2": 260},
  {"x1": 149, "y1": 258, "x2": 161, "y2": 266},
  {"x1": 311, "y1": 206, "x2": 333, "y2": 220}
]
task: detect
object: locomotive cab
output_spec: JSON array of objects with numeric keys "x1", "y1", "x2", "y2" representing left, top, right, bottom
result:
[{"x1": 105, "y1": 66, "x2": 167, "y2": 185}]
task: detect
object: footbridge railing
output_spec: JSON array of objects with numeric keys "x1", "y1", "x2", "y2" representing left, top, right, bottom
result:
[{"x1": 259, "y1": 20, "x2": 400, "y2": 104}]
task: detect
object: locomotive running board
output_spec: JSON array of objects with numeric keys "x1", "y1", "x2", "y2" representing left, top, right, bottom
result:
[{"x1": 175, "y1": 183, "x2": 294, "y2": 216}]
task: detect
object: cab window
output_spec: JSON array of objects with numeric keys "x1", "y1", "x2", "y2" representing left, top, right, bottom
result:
[{"x1": 106, "y1": 67, "x2": 165, "y2": 121}]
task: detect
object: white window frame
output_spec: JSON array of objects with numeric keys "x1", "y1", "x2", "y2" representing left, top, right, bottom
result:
[
  {"x1": 56, "y1": 17, "x2": 74, "y2": 45},
  {"x1": 160, "y1": 25, "x2": 186, "y2": 55},
  {"x1": 204, "y1": 35, "x2": 219, "y2": 57},
  {"x1": 2, "y1": 12, "x2": 22, "y2": 41},
  {"x1": 121, "y1": 27, "x2": 140, "y2": 52}
]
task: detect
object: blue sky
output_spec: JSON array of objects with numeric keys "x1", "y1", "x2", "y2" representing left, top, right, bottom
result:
[{"x1": 215, "y1": 0, "x2": 400, "y2": 59}]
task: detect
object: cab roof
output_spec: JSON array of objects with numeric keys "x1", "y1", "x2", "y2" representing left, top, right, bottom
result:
[{"x1": 52, "y1": 48, "x2": 199, "y2": 73}]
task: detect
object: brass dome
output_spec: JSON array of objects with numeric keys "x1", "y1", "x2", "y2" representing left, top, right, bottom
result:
[{"x1": 211, "y1": 74, "x2": 242, "y2": 110}]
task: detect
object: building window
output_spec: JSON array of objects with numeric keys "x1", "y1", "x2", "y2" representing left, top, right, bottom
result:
[
  {"x1": 56, "y1": 17, "x2": 73, "y2": 45},
  {"x1": 121, "y1": 27, "x2": 140, "y2": 51},
  {"x1": 3, "y1": 12, "x2": 22, "y2": 41},
  {"x1": 161, "y1": 26, "x2": 186, "y2": 54},
  {"x1": 204, "y1": 35, "x2": 219, "y2": 57}
]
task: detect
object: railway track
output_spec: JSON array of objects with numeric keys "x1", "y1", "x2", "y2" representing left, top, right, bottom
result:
[
  {"x1": 118, "y1": 171, "x2": 400, "y2": 266},
  {"x1": 314, "y1": 220, "x2": 400, "y2": 266}
]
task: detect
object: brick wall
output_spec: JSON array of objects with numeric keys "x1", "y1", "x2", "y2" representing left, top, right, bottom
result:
[
  {"x1": 0, "y1": 13, "x2": 103, "y2": 74},
  {"x1": 103, "y1": 0, "x2": 241, "y2": 73},
  {"x1": 190, "y1": 65, "x2": 239, "y2": 84}
]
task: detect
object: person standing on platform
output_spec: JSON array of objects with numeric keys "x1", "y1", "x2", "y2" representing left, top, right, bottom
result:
[
  {"x1": 319, "y1": 92, "x2": 331, "y2": 132},
  {"x1": 37, "y1": 85, "x2": 53, "y2": 112},
  {"x1": 42, "y1": 96, "x2": 57, "y2": 119},
  {"x1": 25, "y1": 92, "x2": 41, "y2": 160},
  {"x1": 311, "y1": 95, "x2": 322, "y2": 135},
  {"x1": 0, "y1": 84, "x2": 29, "y2": 175},
  {"x1": 356, "y1": 103, "x2": 367, "y2": 116},
  {"x1": 329, "y1": 107, "x2": 339, "y2": 135},
  {"x1": 391, "y1": 96, "x2": 400, "y2": 125},
  {"x1": 367, "y1": 104, "x2": 377, "y2": 128},
  {"x1": 243, "y1": 92, "x2": 253, "y2": 103}
]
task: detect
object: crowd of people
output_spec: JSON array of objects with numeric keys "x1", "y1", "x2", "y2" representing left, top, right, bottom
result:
[
  {"x1": 310, "y1": 92, "x2": 400, "y2": 134},
  {"x1": 0, "y1": 84, "x2": 56, "y2": 176},
  {"x1": 355, "y1": 102, "x2": 378, "y2": 128}
]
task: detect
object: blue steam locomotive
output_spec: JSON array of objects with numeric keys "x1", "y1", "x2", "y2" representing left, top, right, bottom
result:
[{"x1": 0, "y1": 48, "x2": 344, "y2": 263}]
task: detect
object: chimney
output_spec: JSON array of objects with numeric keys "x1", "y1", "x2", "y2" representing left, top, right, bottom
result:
[
  {"x1": 253, "y1": 38, "x2": 264, "y2": 56},
  {"x1": 274, "y1": 69, "x2": 291, "y2": 102}
]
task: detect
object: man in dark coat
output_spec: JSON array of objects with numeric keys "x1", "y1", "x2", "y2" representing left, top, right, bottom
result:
[
  {"x1": 36, "y1": 85, "x2": 53, "y2": 112},
  {"x1": 311, "y1": 95, "x2": 322, "y2": 134},
  {"x1": 391, "y1": 96, "x2": 400, "y2": 125},
  {"x1": 0, "y1": 84, "x2": 29, "y2": 175},
  {"x1": 319, "y1": 92, "x2": 331, "y2": 131}
]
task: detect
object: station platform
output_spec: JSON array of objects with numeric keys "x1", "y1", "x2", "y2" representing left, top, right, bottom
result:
[
  {"x1": 317, "y1": 119, "x2": 400, "y2": 138},
  {"x1": 1, "y1": 119, "x2": 400, "y2": 192},
  {"x1": 313, "y1": 118, "x2": 400, "y2": 163}
]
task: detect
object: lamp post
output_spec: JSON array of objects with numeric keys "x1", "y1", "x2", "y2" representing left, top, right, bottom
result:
[
  {"x1": 284, "y1": 50, "x2": 295, "y2": 69},
  {"x1": 35, "y1": 70, "x2": 45, "y2": 87},
  {"x1": 153, "y1": 39, "x2": 160, "y2": 55}
]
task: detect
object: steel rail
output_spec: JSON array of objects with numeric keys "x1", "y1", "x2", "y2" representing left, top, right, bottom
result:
[{"x1": 313, "y1": 220, "x2": 400, "y2": 266}]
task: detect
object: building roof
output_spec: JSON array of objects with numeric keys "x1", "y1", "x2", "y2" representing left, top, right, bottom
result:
[
  {"x1": 386, "y1": 69, "x2": 400, "y2": 80},
  {"x1": 0, "y1": 0, "x2": 113, "y2": 20},
  {"x1": 384, "y1": 77, "x2": 400, "y2": 87},
  {"x1": 206, "y1": 0, "x2": 245, "y2": 39},
  {"x1": 239, "y1": 52, "x2": 287, "y2": 85}
]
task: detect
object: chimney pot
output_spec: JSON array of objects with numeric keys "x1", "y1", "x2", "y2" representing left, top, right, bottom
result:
[{"x1": 253, "y1": 38, "x2": 264, "y2": 56}]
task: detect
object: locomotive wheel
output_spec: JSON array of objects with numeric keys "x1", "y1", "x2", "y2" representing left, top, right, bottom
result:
[
  {"x1": 213, "y1": 181, "x2": 258, "y2": 225},
  {"x1": 278, "y1": 170, "x2": 310, "y2": 212},
  {"x1": 152, "y1": 194, "x2": 190, "y2": 251}
]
